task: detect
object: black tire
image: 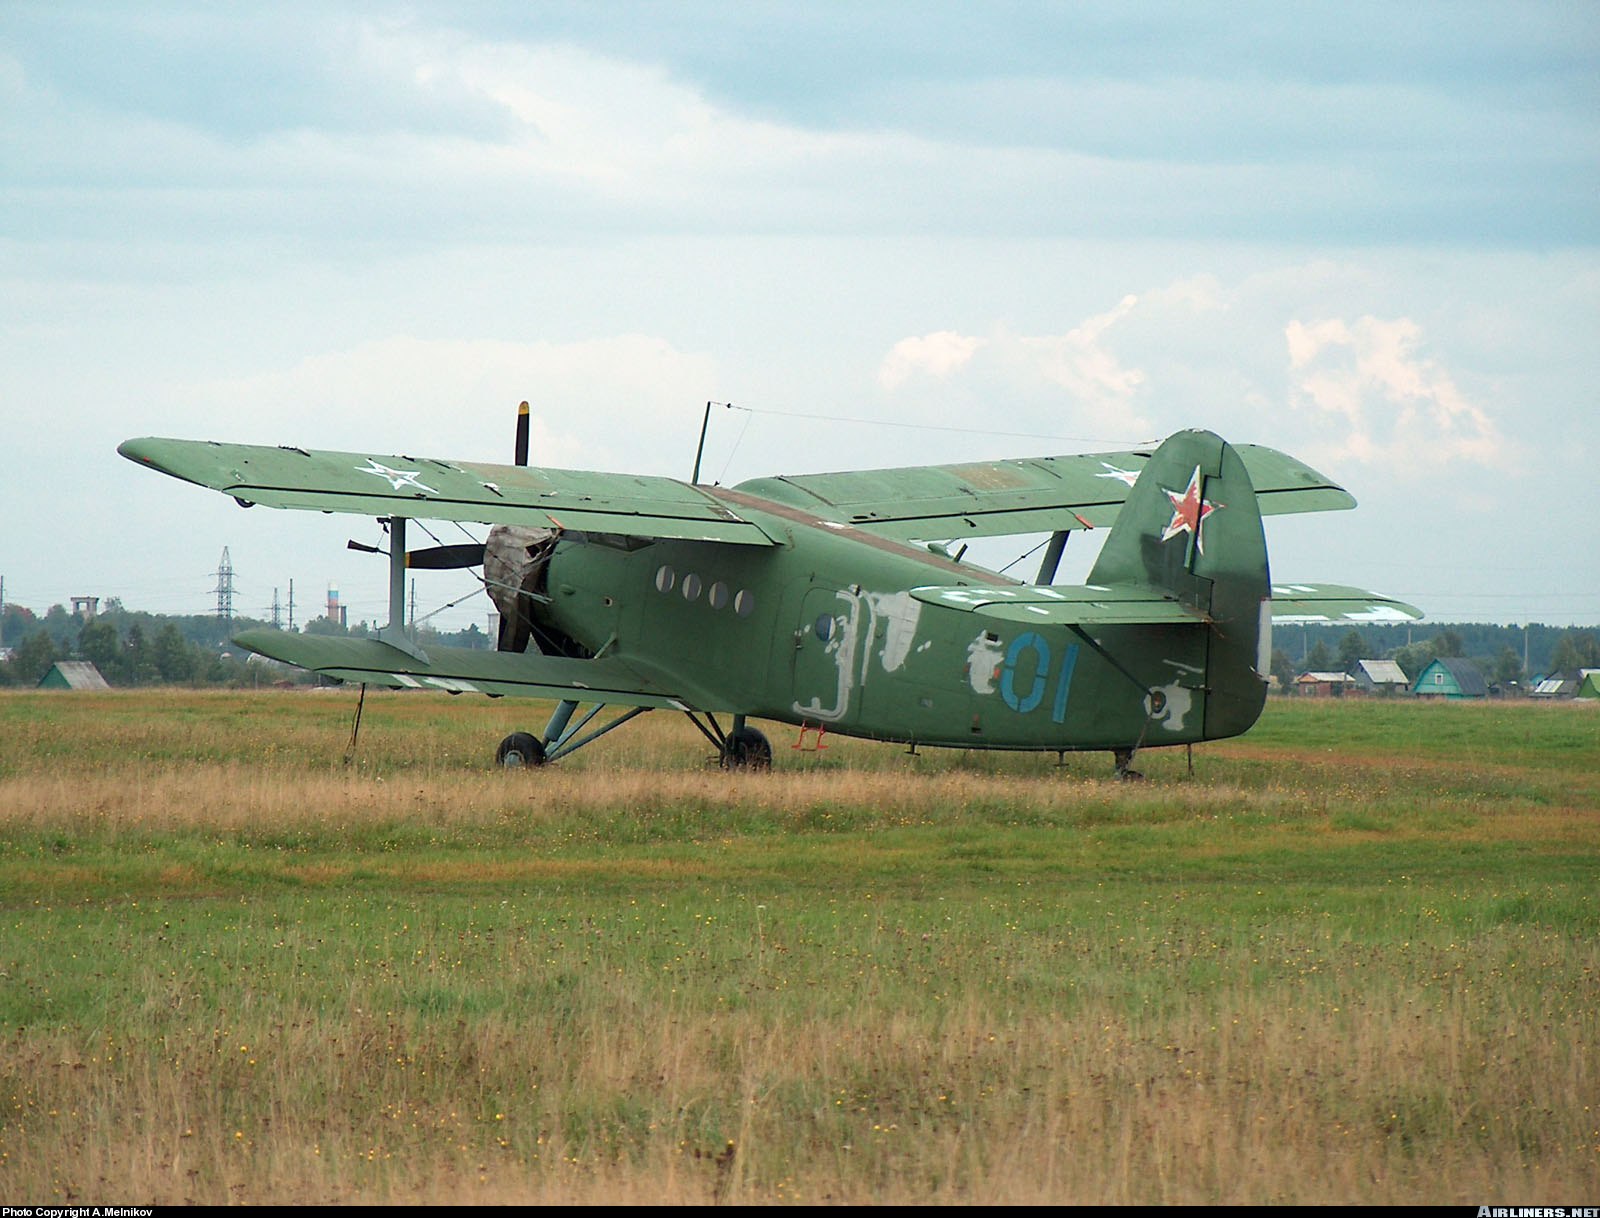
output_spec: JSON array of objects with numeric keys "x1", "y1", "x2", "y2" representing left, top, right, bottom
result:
[
  {"x1": 720, "y1": 726, "x2": 773, "y2": 771},
  {"x1": 496, "y1": 731, "x2": 546, "y2": 769}
]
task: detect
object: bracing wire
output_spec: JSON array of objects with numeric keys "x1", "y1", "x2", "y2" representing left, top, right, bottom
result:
[
  {"x1": 715, "y1": 407, "x2": 755, "y2": 485},
  {"x1": 719, "y1": 402, "x2": 1148, "y2": 450},
  {"x1": 997, "y1": 535, "x2": 1053, "y2": 576}
]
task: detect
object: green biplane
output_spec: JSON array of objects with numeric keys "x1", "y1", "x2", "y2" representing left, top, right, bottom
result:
[{"x1": 119, "y1": 410, "x2": 1419, "y2": 776}]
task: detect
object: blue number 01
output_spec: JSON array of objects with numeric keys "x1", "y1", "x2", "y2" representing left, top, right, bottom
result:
[{"x1": 1000, "y1": 632, "x2": 1079, "y2": 724}]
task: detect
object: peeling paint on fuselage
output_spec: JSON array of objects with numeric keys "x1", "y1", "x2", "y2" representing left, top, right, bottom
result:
[
  {"x1": 1145, "y1": 660, "x2": 1205, "y2": 734},
  {"x1": 794, "y1": 587, "x2": 862, "y2": 723},
  {"x1": 790, "y1": 587, "x2": 927, "y2": 722},
  {"x1": 965, "y1": 632, "x2": 1005, "y2": 695},
  {"x1": 532, "y1": 489, "x2": 1239, "y2": 753},
  {"x1": 862, "y1": 590, "x2": 922, "y2": 676}
]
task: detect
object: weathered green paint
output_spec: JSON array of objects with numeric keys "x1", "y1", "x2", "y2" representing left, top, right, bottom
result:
[
  {"x1": 120, "y1": 433, "x2": 1352, "y2": 548},
  {"x1": 736, "y1": 442, "x2": 1356, "y2": 542},
  {"x1": 124, "y1": 428, "x2": 1421, "y2": 763},
  {"x1": 116, "y1": 437, "x2": 777, "y2": 545}
]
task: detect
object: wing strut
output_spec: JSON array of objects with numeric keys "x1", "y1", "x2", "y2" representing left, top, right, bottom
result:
[
  {"x1": 1035, "y1": 530, "x2": 1069, "y2": 584},
  {"x1": 542, "y1": 699, "x2": 579, "y2": 745},
  {"x1": 382, "y1": 517, "x2": 428, "y2": 662},
  {"x1": 543, "y1": 703, "x2": 653, "y2": 763}
]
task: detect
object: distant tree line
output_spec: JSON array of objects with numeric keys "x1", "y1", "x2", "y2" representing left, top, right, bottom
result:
[
  {"x1": 2, "y1": 597, "x2": 1594, "y2": 691},
  {"x1": 0, "y1": 600, "x2": 490, "y2": 688}
]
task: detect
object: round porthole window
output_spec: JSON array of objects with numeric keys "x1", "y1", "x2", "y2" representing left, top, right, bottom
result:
[
  {"x1": 709, "y1": 581, "x2": 730, "y2": 610},
  {"x1": 655, "y1": 564, "x2": 675, "y2": 593},
  {"x1": 734, "y1": 589, "x2": 755, "y2": 617},
  {"x1": 682, "y1": 573, "x2": 702, "y2": 601}
]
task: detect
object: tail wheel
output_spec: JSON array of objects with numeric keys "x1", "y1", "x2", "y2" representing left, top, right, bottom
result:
[
  {"x1": 1112, "y1": 747, "x2": 1143, "y2": 781},
  {"x1": 721, "y1": 727, "x2": 772, "y2": 771},
  {"x1": 496, "y1": 731, "x2": 547, "y2": 769}
]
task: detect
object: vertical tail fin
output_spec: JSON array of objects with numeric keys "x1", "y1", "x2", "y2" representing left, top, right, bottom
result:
[{"x1": 1088, "y1": 429, "x2": 1271, "y2": 736}]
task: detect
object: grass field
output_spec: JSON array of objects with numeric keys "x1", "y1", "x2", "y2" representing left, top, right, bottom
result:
[{"x1": 1, "y1": 689, "x2": 1596, "y2": 1204}]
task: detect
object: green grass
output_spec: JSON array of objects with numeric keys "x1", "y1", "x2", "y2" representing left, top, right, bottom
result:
[{"x1": 0, "y1": 690, "x2": 1595, "y2": 1203}]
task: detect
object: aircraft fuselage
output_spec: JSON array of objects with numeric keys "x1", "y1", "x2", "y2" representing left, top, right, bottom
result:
[{"x1": 533, "y1": 486, "x2": 1263, "y2": 753}]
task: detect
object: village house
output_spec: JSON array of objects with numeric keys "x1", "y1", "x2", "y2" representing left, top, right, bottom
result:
[
  {"x1": 1532, "y1": 668, "x2": 1600, "y2": 699},
  {"x1": 1410, "y1": 657, "x2": 1488, "y2": 700},
  {"x1": 1293, "y1": 671, "x2": 1359, "y2": 697},
  {"x1": 1351, "y1": 659, "x2": 1409, "y2": 695},
  {"x1": 37, "y1": 660, "x2": 112, "y2": 691}
]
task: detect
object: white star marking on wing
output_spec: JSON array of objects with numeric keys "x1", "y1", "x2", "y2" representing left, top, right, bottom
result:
[
  {"x1": 1097, "y1": 462, "x2": 1141, "y2": 486},
  {"x1": 355, "y1": 458, "x2": 439, "y2": 496}
]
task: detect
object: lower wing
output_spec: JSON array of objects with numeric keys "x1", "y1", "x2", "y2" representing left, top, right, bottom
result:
[{"x1": 235, "y1": 629, "x2": 689, "y2": 707}]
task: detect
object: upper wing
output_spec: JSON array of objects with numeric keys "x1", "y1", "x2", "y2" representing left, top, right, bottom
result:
[
  {"x1": 235, "y1": 629, "x2": 693, "y2": 705},
  {"x1": 119, "y1": 437, "x2": 778, "y2": 546},
  {"x1": 735, "y1": 443, "x2": 1355, "y2": 541}
]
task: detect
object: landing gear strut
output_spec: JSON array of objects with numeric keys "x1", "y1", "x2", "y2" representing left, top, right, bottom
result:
[
  {"x1": 497, "y1": 705, "x2": 772, "y2": 771},
  {"x1": 494, "y1": 700, "x2": 653, "y2": 769},
  {"x1": 1112, "y1": 747, "x2": 1143, "y2": 781},
  {"x1": 682, "y1": 710, "x2": 773, "y2": 770}
]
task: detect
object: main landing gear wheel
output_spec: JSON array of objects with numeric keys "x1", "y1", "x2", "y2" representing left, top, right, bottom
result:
[
  {"x1": 720, "y1": 727, "x2": 773, "y2": 771},
  {"x1": 496, "y1": 731, "x2": 547, "y2": 769}
]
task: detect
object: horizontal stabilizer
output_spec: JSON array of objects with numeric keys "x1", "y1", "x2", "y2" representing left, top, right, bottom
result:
[
  {"x1": 1269, "y1": 584, "x2": 1423, "y2": 623},
  {"x1": 120, "y1": 438, "x2": 778, "y2": 546},
  {"x1": 911, "y1": 581, "x2": 1421, "y2": 627},
  {"x1": 234, "y1": 629, "x2": 687, "y2": 706},
  {"x1": 910, "y1": 583, "x2": 1205, "y2": 626}
]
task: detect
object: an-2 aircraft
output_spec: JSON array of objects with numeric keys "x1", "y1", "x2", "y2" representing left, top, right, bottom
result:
[{"x1": 119, "y1": 407, "x2": 1420, "y2": 777}]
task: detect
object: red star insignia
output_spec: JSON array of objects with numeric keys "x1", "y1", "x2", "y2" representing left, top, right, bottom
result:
[{"x1": 1160, "y1": 466, "x2": 1221, "y2": 553}]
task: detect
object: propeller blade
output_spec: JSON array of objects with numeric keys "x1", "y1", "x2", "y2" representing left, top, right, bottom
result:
[
  {"x1": 405, "y1": 543, "x2": 486, "y2": 571},
  {"x1": 515, "y1": 400, "x2": 530, "y2": 467}
]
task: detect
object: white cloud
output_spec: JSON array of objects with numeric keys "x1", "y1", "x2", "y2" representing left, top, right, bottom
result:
[
  {"x1": 1285, "y1": 315, "x2": 1509, "y2": 469},
  {"x1": 1012, "y1": 294, "x2": 1147, "y2": 424},
  {"x1": 869, "y1": 282, "x2": 1525, "y2": 482},
  {"x1": 876, "y1": 295, "x2": 1154, "y2": 442},
  {"x1": 21, "y1": 17, "x2": 1521, "y2": 260},
  {"x1": 285, "y1": 25, "x2": 910, "y2": 223},
  {"x1": 877, "y1": 330, "x2": 987, "y2": 389}
]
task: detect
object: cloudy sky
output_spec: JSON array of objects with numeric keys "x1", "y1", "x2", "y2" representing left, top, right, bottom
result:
[{"x1": 3, "y1": 1, "x2": 1596, "y2": 632}]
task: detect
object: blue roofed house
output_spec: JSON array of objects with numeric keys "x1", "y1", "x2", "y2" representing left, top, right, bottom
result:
[{"x1": 1410, "y1": 657, "x2": 1488, "y2": 700}]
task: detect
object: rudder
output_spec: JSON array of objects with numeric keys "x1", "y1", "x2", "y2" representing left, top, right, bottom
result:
[{"x1": 1087, "y1": 429, "x2": 1270, "y2": 738}]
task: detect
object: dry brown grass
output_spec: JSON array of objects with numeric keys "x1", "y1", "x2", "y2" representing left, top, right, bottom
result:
[
  {"x1": 7, "y1": 989, "x2": 1590, "y2": 1205},
  {"x1": 1, "y1": 689, "x2": 1596, "y2": 1204}
]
